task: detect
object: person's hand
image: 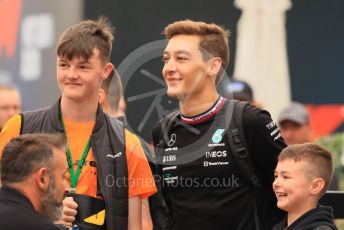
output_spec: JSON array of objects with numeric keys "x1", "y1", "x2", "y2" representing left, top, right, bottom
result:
[{"x1": 55, "y1": 196, "x2": 78, "y2": 228}]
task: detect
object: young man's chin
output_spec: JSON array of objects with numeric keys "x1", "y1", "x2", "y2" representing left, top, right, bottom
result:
[
  {"x1": 62, "y1": 93, "x2": 86, "y2": 103},
  {"x1": 166, "y1": 90, "x2": 181, "y2": 99}
]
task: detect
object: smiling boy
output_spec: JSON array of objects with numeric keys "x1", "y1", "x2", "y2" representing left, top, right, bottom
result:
[{"x1": 273, "y1": 143, "x2": 337, "y2": 230}]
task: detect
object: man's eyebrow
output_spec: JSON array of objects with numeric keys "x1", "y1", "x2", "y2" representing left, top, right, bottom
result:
[
  {"x1": 175, "y1": 50, "x2": 191, "y2": 56},
  {"x1": 163, "y1": 50, "x2": 191, "y2": 55}
]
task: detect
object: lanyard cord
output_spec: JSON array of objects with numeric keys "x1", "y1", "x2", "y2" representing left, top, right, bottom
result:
[{"x1": 60, "y1": 112, "x2": 91, "y2": 193}]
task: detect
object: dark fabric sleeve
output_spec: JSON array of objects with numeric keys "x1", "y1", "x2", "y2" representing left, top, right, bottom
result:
[{"x1": 242, "y1": 105, "x2": 287, "y2": 185}]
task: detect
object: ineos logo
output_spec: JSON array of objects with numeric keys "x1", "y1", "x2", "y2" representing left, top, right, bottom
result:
[{"x1": 205, "y1": 151, "x2": 227, "y2": 158}]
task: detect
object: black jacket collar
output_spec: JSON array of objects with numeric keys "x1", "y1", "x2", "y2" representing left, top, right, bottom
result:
[
  {"x1": 273, "y1": 205, "x2": 337, "y2": 230},
  {"x1": 0, "y1": 186, "x2": 35, "y2": 211}
]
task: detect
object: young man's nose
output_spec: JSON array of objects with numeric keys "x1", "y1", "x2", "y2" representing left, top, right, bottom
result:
[
  {"x1": 66, "y1": 67, "x2": 78, "y2": 79},
  {"x1": 163, "y1": 59, "x2": 177, "y2": 73}
]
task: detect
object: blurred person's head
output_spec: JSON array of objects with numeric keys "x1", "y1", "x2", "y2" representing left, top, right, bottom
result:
[
  {"x1": 278, "y1": 102, "x2": 311, "y2": 145},
  {"x1": 227, "y1": 79, "x2": 253, "y2": 102},
  {"x1": 99, "y1": 69, "x2": 126, "y2": 118},
  {"x1": 220, "y1": 78, "x2": 263, "y2": 108},
  {"x1": 0, "y1": 85, "x2": 21, "y2": 130},
  {"x1": 1, "y1": 133, "x2": 68, "y2": 221}
]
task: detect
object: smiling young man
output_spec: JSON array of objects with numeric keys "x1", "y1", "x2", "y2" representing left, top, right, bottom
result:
[
  {"x1": 0, "y1": 17, "x2": 156, "y2": 230},
  {"x1": 152, "y1": 20, "x2": 287, "y2": 229}
]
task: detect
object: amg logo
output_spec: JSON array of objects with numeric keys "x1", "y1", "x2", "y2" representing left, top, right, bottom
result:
[
  {"x1": 163, "y1": 155, "x2": 177, "y2": 163},
  {"x1": 165, "y1": 147, "x2": 178, "y2": 152},
  {"x1": 206, "y1": 151, "x2": 227, "y2": 158}
]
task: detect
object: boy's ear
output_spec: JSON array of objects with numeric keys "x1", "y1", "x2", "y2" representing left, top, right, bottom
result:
[
  {"x1": 207, "y1": 57, "x2": 222, "y2": 78},
  {"x1": 103, "y1": 63, "x2": 113, "y2": 80},
  {"x1": 310, "y1": 178, "x2": 325, "y2": 195}
]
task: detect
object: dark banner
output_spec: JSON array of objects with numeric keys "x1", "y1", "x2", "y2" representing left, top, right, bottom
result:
[{"x1": 0, "y1": 0, "x2": 82, "y2": 110}]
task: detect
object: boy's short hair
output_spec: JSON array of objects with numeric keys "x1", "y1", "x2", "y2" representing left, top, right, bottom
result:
[
  {"x1": 278, "y1": 143, "x2": 334, "y2": 197},
  {"x1": 163, "y1": 19, "x2": 230, "y2": 83},
  {"x1": 57, "y1": 16, "x2": 114, "y2": 64}
]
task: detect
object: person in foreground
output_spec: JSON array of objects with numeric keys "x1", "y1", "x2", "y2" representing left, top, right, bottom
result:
[
  {"x1": 273, "y1": 143, "x2": 337, "y2": 230},
  {"x1": 0, "y1": 133, "x2": 68, "y2": 230}
]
